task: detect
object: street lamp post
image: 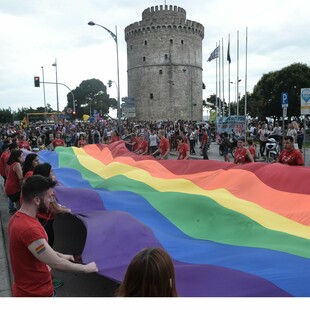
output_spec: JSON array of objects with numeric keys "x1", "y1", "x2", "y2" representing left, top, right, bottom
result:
[
  {"x1": 52, "y1": 58, "x2": 59, "y2": 121},
  {"x1": 230, "y1": 79, "x2": 242, "y2": 115},
  {"x1": 88, "y1": 21, "x2": 121, "y2": 128},
  {"x1": 41, "y1": 66, "x2": 47, "y2": 114}
]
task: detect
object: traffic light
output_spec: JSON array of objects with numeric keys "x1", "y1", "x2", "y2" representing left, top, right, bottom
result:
[
  {"x1": 108, "y1": 80, "x2": 112, "y2": 87},
  {"x1": 34, "y1": 76, "x2": 40, "y2": 87}
]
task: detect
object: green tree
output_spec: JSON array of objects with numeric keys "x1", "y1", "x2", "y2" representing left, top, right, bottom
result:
[
  {"x1": 250, "y1": 63, "x2": 310, "y2": 119},
  {"x1": 65, "y1": 78, "x2": 117, "y2": 119},
  {"x1": 0, "y1": 108, "x2": 13, "y2": 123}
]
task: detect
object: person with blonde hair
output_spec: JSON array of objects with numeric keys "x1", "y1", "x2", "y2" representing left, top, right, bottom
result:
[{"x1": 115, "y1": 247, "x2": 179, "y2": 297}]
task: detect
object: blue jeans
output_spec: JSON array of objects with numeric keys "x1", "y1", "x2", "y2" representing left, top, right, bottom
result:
[{"x1": 8, "y1": 197, "x2": 16, "y2": 212}]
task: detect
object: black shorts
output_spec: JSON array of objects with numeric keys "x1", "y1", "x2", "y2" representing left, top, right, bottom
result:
[{"x1": 7, "y1": 191, "x2": 21, "y2": 203}]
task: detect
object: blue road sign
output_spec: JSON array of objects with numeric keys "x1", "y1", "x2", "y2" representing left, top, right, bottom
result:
[{"x1": 281, "y1": 92, "x2": 288, "y2": 107}]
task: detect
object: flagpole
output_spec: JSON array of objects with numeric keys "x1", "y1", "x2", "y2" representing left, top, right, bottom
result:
[
  {"x1": 222, "y1": 37, "x2": 225, "y2": 117},
  {"x1": 216, "y1": 43, "x2": 219, "y2": 120},
  {"x1": 228, "y1": 34, "x2": 231, "y2": 116},
  {"x1": 218, "y1": 40, "x2": 221, "y2": 117},
  {"x1": 245, "y1": 27, "x2": 248, "y2": 139},
  {"x1": 237, "y1": 30, "x2": 240, "y2": 116}
]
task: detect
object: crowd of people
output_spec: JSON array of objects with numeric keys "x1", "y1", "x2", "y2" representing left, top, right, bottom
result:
[{"x1": 0, "y1": 116, "x2": 307, "y2": 297}]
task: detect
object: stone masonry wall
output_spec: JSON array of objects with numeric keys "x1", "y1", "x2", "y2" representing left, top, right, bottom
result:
[{"x1": 125, "y1": 5, "x2": 204, "y2": 121}]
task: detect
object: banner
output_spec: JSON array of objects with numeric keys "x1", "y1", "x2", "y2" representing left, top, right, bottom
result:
[
  {"x1": 216, "y1": 115, "x2": 246, "y2": 135},
  {"x1": 301, "y1": 88, "x2": 310, "y2": 115}
]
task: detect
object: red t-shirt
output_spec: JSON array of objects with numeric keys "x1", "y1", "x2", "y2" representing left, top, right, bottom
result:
[
  {"x1": 8, "y1": 212, "x2": 53, "y2": 297},
  {"x1": 201, "y1": 132, "x2": 208, "y2": 146},
  {"x1": 0, "y1": 151, "x2": 10, "y2": 176},
  {"x1": 177, "y1": 142, "x2": 190, "y2": 160},
  {"x1": 78, "y1": 139, "x2": 87, "y2": 147},
  {"x1": 131, "y1": 137, "x2": 140, "y2": 152},
  {"x1": 159, "y1": 138, "x2": 170, "y2": 156},
  {"x1": 278, "y1": 148, "x2": 304, "y2": 166},
  {"x1": 246, "y1": 146, "x2": 256, "y2": 163},
  {"x1": 18, "y1": 140, "x2": 31, "y2": 150},
  {"x1": 52, "y1": 138, "x2": 65, "y2": 148},
  {"x1": 136, "y1": 140, "x2": 148, "y2": 154},
  {"x1": 110, "y1": 136, "x2": 120, "y2": 143},
  {"x1": 234, "y1": 147, "x2": 248, "y2": 164},
  {"x1": 5, "y1": 162, "x2": 21, "y2": 196}
]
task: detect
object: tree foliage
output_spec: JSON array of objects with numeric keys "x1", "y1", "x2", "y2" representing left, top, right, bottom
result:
[
  {"x1": 241, "y1": 63, "x2": 310, "y2": 119},
  {"x1": 65, "y1": 78, "x2": 117, "y2": 119}
]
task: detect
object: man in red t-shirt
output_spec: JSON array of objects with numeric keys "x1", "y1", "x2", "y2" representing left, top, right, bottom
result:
[
  {"x1": 0, "y1": 143, "x2": 10, "y2": 184},
  {"x1": 51, "y1": 132, "x2": 65, "y2": 149},
  {"x1": 176, "y1": 136, "x2": 190, "y2": 160},
  {"x1": 18, "y1": 136, "x2": 32, "y2": 150},
  {"x1": 234, "y1": 138, "x2": 254, "y2": 164},
  {"x1": 276, "y1": 135, "x2": 304, "y2": 166},
  {"x1": 125, "y1": 133, "x2": 139, "y2": 152},
  {"x1": 152, "y1": 129, "x2": 171, "y2": 159},
  {"x1": 8, "y1": 175, "x2": 98, "y2": 297},
  {"x1": 134, "y1": 134, "x2": 148, "y2": 155}
]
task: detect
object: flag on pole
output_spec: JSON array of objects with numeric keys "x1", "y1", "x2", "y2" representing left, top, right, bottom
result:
[
  {"x1": 207, "y1": 46, "x2": 220, "y2": 62},
  {"x1": 227, "y1": 40, "x2": 231, "y2": 63}
]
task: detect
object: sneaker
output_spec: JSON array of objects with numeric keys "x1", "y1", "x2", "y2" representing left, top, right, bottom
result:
[{"x1": 52, "y1": 278, "x2": 64, "y2": 289}]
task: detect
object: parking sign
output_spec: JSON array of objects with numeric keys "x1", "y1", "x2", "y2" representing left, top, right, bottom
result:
[{"x1": 281, "y1": 92, "x2": 288, "y2": 107}]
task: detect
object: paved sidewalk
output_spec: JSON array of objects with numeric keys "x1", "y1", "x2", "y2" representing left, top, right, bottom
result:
[{"x1": 0, "y1": 177, "x2": 13, "y2": 297}]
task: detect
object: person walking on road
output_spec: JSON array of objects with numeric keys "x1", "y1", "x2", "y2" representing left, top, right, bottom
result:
[
  {"x1": 234, "y1": 138, "x2": 254, "y2": 165},
  {"x1": 176, "y1": 136, "x2": 190, "y2": 160},
  {"x1": 8, "y1": 175, "x2": 98, "y2": 297},
  {"x1": 200, "y1": 128, "x2": 209, "y2": 160},
  {"x1": 152, "y1": 129, "x2": 170, "y2": 160},
  {"x1": 276, "y1": 135, "x2": 304, "y2": 166}
]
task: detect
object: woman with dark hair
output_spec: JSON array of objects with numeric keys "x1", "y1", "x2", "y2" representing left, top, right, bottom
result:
[
  {"x1": 77, "y1": 134, "x2": 87, "y2": 148},
  {"x1": 5, "y1": 149, "x2": 24, "y2": 212},
  {"x1": 115, "y1": 247, "x2": 179, "y2": 297},
  {"x1": 22, "y1": 153, "x2": 39, "y2": 179}
]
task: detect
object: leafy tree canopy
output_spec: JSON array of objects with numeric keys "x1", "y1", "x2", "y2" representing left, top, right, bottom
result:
[
  {"x1": 65, "y1": 78, "x2": 117, "y2": 119},
  {"x1": 239, "y1": 62, "x2": 310, "y2": 119}
]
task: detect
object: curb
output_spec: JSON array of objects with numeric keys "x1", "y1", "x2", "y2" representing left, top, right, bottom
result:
[{"x1": 0, "y1": 181, "x2": 12, "y2": 297}]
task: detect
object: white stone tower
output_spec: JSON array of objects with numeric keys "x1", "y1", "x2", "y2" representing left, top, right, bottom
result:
[{"x1": 125, "y1": 5, "x2": 204, "y2": 121}]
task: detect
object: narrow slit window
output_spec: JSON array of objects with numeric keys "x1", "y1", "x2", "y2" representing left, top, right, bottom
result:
[{"x1": 150, "y1": 93, "x2": 153, "y2": 99}]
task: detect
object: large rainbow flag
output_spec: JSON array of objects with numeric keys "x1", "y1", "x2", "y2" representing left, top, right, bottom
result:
[{"x1": 38, "y1": 141, "x2": 310, "y2": 297}]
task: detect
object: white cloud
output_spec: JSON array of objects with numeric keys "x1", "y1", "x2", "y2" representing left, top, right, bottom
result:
[{"x1": 1, "y1": 0, "x2": 309, "y2": 116}]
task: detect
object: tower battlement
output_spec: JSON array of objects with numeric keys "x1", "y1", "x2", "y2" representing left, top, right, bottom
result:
[
  {"x1": 142, "y1": 5, "x2": 186, "y2": 19},
  {"x1": 125, "y1": 5, "x2": 204, "y2": 40}
]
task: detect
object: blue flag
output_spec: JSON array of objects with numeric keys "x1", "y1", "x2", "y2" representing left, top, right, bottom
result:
[
  {"x1": 227, "y1": 41, "x2": 231, "y2": 63},
  {"x1": 207, "y1": 46, "x2": 219, "y2": 62}
]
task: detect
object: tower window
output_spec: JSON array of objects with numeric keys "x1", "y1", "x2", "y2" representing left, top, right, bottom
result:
[
  {"x1": 150, "y1": 93, "x2": 153, "y2": 99},
  {"x1": 130, "y1": 45, "x2": 133, "y2": 50},
  {"x1": 159, "y1": 70, "x2": 163, "y2": 74},
  {"x1": 170, "y1": 39, "x2": 173, "y2": 44},
  {"x1": 143, "y1": 56, "x2": 146, "y2": 61},
  {"x1": 164, "y1": 54, "x2": 168, "y2": 59},
  {"x1": 181, "y1": 40, "x2": 184, "y2": 44},
  {"x1": 144, "y1": 40, "x2": 147, "y2": 45}
]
